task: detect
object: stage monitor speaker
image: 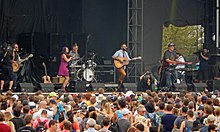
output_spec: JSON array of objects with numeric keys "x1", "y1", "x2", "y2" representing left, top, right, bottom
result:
[
  {"x1": 193, "y1": 83, "x2": 207, "y2": 92},
  {"x1": 213, "y1": 80, "x2": 220, "y2": 91},
  {"x1": 90, "y1": 83, "x2": 105, "y2": 91},
  {"x1": 40, "y1": 83, "x2": 54, "y2": 92},
  {"x1": 19, "y1": 83, "x2": 34, "y2": 92},
  {"x1": 75, "y1": 81, "x2": 87, "y2": 92},
  {"x1": 174, "y1": 82, "x2": 188, "y2": 92},
  {"x1": 207, "y1": 80, "x2": 220, "y2": 91},
  {"x1": 123, "y1": 83, "x2": 137, "y2": 92}
]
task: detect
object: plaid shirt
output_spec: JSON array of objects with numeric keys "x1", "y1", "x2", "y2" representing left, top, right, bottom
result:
[{"x1": 144, "y1": 112, "x2": 161, "y2": 126}]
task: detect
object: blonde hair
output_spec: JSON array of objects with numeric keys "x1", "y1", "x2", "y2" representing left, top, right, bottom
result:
[
  {"x1": 104, "y1": 102, "x2": 113, "y2": 115},
  {"x1": 4, "y1": 112, "x2": 13, "y2": 121},
  {"x1": 4, "y1": 112, "x2": 15, "y2": 132}
]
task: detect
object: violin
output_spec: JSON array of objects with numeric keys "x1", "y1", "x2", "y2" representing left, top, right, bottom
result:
[{"x1": 65, "y1": 53, "x2": 71, "y2": 58}]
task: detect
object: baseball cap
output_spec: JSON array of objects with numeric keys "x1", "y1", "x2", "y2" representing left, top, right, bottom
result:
[
  {"x1": 201, "y1": 96, "x2": 207, "y2": 100},
  {"x1": 49, "y1": 92, "x2": 58, "y2": 97},
  {"x1": 49, "y1": 99, "x2": 56, "y2": 104},
  {"x1": 206, "y1": 115, "x2": 216, "y2": 122},
  {"x1": 22, "y1": 100, "x2": 29, "y2": 106},
  {"x1": 168, "y1": 43, "x2": 175, "y2": 47},
  {"x1": 125, "y1": 91, "x2": 135, "y2": 97},
  {"x1": 12, "y1": 95, "x2": 19, "y2": 101},
  {"x1": 121, "y1": 108, "x2": 130, "y2": 115}
]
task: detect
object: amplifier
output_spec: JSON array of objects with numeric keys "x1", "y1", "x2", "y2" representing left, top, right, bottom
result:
[
  {"x1": 95, "y1": 65, "x2": 116, "y2": 83},
  {"x1": 52, "y1": 76, "x2": 65, "y2": 84}
]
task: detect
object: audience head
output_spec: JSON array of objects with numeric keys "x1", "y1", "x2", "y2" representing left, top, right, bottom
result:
[
  {"x1": 48, "y1": 120, "x2": 58, "y2": 129},
  {"x1": 102, "y1": 117, "x2": 111, "y2": 127},
  {"x1": 87, "y1": 118, "x2": 96, "y2": 128},
  {"x1": 24, "y1": 114, "x2": 33, "y2": 125},
  {"x1": 0, "y1": 112, "x2": 5, "y2": 121},
  {"x1": 13, "y1": 106, "x2": 21, "y2": 117}
]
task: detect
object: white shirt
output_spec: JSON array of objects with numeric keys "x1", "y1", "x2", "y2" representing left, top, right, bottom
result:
[
  {"x1": 176, "y1": 56, "x2": 185, "y2": 69},
  {"x1": 33, "y1": 109, "x2": 53, "y2": 120}
]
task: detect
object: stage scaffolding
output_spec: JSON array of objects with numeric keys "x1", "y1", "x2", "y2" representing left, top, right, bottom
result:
[{"x1": 127, "y1": 0, "x2": 144, "y2": 83}]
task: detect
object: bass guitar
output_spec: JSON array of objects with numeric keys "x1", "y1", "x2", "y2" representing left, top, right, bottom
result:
[
  {"x1": 42, "y1": 62, "x2": 51, "y2": 83},
  {"x1": 12, "y1": 54, "x2": 33, "y2": 72},
  {"x1": 114, "y1": 56, "x2": 142, "y2": 68}
]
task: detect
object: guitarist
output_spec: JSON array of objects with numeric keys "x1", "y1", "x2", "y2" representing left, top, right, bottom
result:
[
  {"x1": 0, "y1": 43, "x2": 15, "y2": 92},
  {"x1": 112, "y1": 43, "x2": 131, "y2": 91},
  {"x1": 11, "y1": 43, "x2": 21, "y2": 89}
]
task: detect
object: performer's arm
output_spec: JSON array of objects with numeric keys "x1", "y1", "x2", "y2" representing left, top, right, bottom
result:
[
  {"x1": 63, "y1": 54, "x2": 72, "y2": 62},
  {"x1": 112, "y1": 51, "x2": 122, "y2": 62},
  {"x1": 200, "y1": 52, "x2": 209, "y2": 60},
  {"x1": 140, "y1": 74, "x2": 145, "y2": 80},
  {"x1": 165, "y1": 58, "x2": 176, "y2": 64}
]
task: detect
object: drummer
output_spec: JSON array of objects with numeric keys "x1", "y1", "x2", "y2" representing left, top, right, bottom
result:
[{"x1": 69, "y1": 43, "x2": 80, "y2": 65}]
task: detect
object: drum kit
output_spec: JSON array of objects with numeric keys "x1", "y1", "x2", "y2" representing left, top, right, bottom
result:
[{"x1": 68, "y1": 52, "x2": 97, "y2": 82}]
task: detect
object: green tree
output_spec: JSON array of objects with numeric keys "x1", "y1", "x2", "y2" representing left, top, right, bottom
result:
[{"x1": 162, "y1": 24, "x2": 203, "y2": 60}]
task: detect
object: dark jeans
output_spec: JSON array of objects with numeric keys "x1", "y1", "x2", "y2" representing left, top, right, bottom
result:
[
  {"x1": 198, "y1": 69, "x2": 209, "y2": 81},
  {"x1": 161, "y1": 69, "x2": 177, "y2": 88},
  {"x1": 13, "y1": 72, "x2": 18, "y2": 88}
]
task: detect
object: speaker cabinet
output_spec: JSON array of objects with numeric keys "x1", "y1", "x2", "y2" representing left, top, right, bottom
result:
[
  {"x1": 207, "y1": 80, "x2": 220, "y2": 91},
  {"x1": 40, "y1": 83, "x2": 54, "y2": 92},
  {"x1": 90, "y1": 83, "x2": 105, "y2": 91},
  {"x1": 212, "y1": 80, "x2": 220, "y2": 91},
  {"x1": 193, "y1": 83, "x2": 207, "y2": 92},
  {"x1": 75, "y1": 81, "x2": 87, "y2": 92},
  {"x1": 19, "y1": 83, "x2": 34, "y2": 92},
  {"x1": 174, "y1": 82, "x2": 188, "y2": 92},
  {"x1": 123, "y1": 83, "x2": 137, "y2": 92}
]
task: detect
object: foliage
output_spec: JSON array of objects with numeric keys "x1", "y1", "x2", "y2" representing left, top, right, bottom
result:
[{"x1": 162, "y1": 24, "x2": 204, "y2": 60}]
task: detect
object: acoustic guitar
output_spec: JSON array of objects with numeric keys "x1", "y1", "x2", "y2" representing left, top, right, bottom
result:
[
  {"x1": 12, "y1": 54, "x2": 33, "y2": 72},
  {"x1": 42, "y1": 62, "x2": 51, "y2": 83},
  {"x1": 114, "y1": 56, "x2": 142, "y2": 68}
]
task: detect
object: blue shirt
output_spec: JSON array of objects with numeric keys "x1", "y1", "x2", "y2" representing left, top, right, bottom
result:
[
  {"x1": 54, "y1": 102, "x2": 66, "y2": 120},
  {"x1": 112, "y1": 49, "x2": 131, "y2": 60},
  {"x1": 116, "y1": 110, "x2": 123, "y2": 119},
  {"x1": 161, "y1": 114, "x2": 177, "y2": 132}
]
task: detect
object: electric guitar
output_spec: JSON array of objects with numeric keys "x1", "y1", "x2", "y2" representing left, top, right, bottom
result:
[
  {"x1": 42, "y1": 62, "x2": 51, "y2": 83},
  {"x1": 114, "y1": 56, "x2": 142, "y2": 68},
  {"x1": 12, "y1": 54, "x2": 33, "y2": 72}
]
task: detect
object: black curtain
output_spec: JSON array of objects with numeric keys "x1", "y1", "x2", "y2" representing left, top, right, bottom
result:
[{"x1": 0, "y1": 0, "x2": 82, "y2": 42}]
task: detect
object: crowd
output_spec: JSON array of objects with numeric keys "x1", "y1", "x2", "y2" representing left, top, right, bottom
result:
[{"x1": 0, "y1": 88, "x2": 220, "y2": 132}]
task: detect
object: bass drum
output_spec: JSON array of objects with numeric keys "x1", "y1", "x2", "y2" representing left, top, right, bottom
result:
[{"x1": 76, "y1": 68, "x2": 94, "y2": 82}]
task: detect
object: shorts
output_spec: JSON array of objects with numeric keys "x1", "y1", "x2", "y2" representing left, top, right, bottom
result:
[{"x1": 1, "y1": 66, "x2": 14, "y2": 81}]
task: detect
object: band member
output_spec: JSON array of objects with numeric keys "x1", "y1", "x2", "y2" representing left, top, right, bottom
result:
[
  {"x1": 197, "y1": 48, "x2": 209, "y2": 82},
  {"x1": 175, "y1": 52, "x2": 186, "y2": 81},
  {"x1": 160, "y1": 43, "x2": 177, "y2": 89},
  {"x1": 58, "y1": 47, "x2": 72, "y2": 92},
  {"x1": 69, "y1": 43, "x2": 80, "y2": 65},
  {"x1": 139, "y1": 71, "x2": 157, "y2": 91},
  {"x1": 112, "y1": 43, "x2": 131, "y2": 91},
  {"x1": 11, "y1": 43, "x2": 20, "y2": 89},
  {"x1": 0, "y1": 43, "x2": 14, "y2": 92}
]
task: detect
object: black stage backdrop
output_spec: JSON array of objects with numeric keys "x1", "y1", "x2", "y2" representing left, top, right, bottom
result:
[
  {"x1": 0, "y1": 0, "x2": 206, "y2": 84},
  {"x1": 143, "y1": 0, "x2": 204, "y2": 66}
]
